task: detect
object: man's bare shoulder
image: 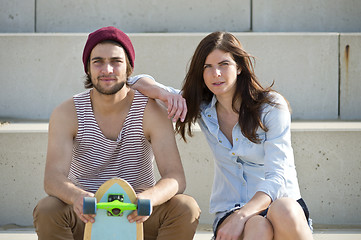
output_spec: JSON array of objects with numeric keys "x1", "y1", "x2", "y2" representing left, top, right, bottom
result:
[
  {"x1": 145, "y1": 98, "x2": 169, "y2": 119},
  {"x1": 49, "y1": 97, "x2": 77, "y2": 134},
  {"x1": 143, "y1": 98, "x2": 173, "y2": 139},
  {"x1": 51, "y1": 98, "x2": 76, "y2": 118}
]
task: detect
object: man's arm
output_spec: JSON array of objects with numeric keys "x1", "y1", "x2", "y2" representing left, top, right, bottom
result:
[
  {"x1": 130, "y1": 75, "x2": 187, "y2": 122},
  {"x1": 127, "y1": 98, "x2": 186, "y2": 223},
  {"x1": 44, "y1": 99, "x2": 95, "y2": 223}
]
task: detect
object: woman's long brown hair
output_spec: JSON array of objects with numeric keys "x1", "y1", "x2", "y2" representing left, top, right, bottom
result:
[{"x1": 176, "y1": 32, "x2": 281, "y2": 143}]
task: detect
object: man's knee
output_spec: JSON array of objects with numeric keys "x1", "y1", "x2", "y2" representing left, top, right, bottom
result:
[
  {"x1": 168, "y1": 194, "x2": 201, "y2": 221},
  {"x1": 33, "y1": 196, "x2": 70, "y2": 224}
]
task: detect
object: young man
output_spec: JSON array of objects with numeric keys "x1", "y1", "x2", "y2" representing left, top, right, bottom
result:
[{"x1": 33, "y1": 26, "x2": 200, "y2": 240}]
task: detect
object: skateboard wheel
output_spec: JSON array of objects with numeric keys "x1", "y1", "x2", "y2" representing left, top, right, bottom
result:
[
  {"x1": 137, "y1": 199, "x2": 152, "y2": 216},
  {"x1": 83, "y1": 197, "x2": 97, "y2": 215}
]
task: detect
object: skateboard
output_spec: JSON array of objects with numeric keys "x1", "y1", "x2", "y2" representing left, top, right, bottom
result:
[{"x1": 83, "y1": 178, "x2": 152, "y2": 240}]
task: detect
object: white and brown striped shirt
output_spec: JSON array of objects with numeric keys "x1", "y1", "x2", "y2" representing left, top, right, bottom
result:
[{"x1": 68, "y1": 90, "x2": 156, "y2": 194}]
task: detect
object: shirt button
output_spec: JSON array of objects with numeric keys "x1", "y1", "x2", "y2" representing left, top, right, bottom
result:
[
  {"x1": 219, "y1": 140, "x2": 222, "y2": 143},
  {"x1": 236, "y1": 138, "x2": 239, "y2": 141},
  {"x1": 208, "y1": 114, "x2": 211, "y2": 117},
  {"x1": 232, "y1": 152, "x2": 235, "y2": 155}
]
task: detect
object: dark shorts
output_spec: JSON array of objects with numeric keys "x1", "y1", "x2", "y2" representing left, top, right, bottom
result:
[{"x1": 213, "y1": 198, "x2": 312, "y2": 237}]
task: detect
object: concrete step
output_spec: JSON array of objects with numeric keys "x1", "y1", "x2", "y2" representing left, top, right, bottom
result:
[
  {"x1": 2, "y1": 0, "x2": 361, "y2": 33},
  {"x1": 1, "y1": 225, "x2": 361, "y2": 240},
  {"x1": 1, "y1": 33, "x2": 361, "y2": 120},
  {"x1": 1, "y1": 121, "x2": 361, "y2": 227}
]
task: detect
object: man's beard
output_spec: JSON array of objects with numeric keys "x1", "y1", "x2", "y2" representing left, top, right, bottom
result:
[{"x1": 92, "y1": 75, "x2": 126, "y2": 95}]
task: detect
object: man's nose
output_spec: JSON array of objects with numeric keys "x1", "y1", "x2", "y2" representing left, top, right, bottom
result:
[{"x1": 103, "y1": 63, "x2": 113, "y2": 74}]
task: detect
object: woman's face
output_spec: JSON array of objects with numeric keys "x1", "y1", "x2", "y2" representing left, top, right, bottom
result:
[{"x1": 203, "y1": 49, "x2": 240, "y2": 99}]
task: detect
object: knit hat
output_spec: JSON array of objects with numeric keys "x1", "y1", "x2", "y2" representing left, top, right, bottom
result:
[{"x1": 82, "y1": 26, "x2": 135, "y2": 73}]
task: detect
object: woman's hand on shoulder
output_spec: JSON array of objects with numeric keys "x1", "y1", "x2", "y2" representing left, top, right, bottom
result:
[{"x1": 158, "y1": 91, "x2": 187, "y2": 122}]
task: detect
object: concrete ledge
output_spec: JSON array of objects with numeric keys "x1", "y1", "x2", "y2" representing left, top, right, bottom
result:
[
  {"x1": 291, "y1": 121, "x2": 361, "y2": 131},
  {"x1": 35, "y1": 0, "x2": 250, "y2": 33},
  {"x1": 340, "y1": 33, "x2": 361, "y2": 120},
  {"x1": 1, "y1": 225, "x2": 361, "y2": 240},
  {"x1": 1, "y1": 121, "x2": 360, "y2": 226},
  {"x1": 1, "y1": 33, "x2": 351, "y2": 120},
  {"x1": 2, "y1": 0, "x2": 361, "y2": 33},
  {"x1": 0, "y1": 0, "x2": 35, "y2": 33},
  {"x1": 253, "y1": 0, "x2": 361, "y2": 32}
]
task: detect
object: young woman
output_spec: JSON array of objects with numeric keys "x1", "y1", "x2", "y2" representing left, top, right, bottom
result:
[{"x1": 132, "y1": 31, "x2": 313, "y2": 240}]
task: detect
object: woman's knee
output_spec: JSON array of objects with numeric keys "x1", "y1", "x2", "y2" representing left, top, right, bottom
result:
[
  {"x1": 267, "y1": 198, "x2": 306, "y2": 228},
  {"x1": 244, "y1": 215, "x2": 273, "y2": 239}
]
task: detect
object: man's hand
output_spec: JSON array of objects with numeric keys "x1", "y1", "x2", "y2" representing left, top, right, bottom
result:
[
  {"x1": 127, "y1": 210, "x2": 150, "y2": 224},
  {"x1": 73, "y1": 192, "x2": 96, "y2": 224},
  {"x1": 127, "y1": 197, "x2": 152, "y2": 224},
  {"x1": 159, "y1": 91, "x2": 187, "y2": 122}
]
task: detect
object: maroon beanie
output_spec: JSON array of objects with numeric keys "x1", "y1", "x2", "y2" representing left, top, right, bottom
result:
[{"x1": 82, "y1": 26, "x2": 135, "y2": 73}]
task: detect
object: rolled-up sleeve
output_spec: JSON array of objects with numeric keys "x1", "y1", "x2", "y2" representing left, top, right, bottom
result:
[
  {"x1": 128, "y1": 74, "x2": 181, "y2": 94},
  {"x1": 256, "y1": 96, "x2": 292, "y2": 201}
]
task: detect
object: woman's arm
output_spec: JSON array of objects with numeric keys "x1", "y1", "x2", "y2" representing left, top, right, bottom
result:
[
  {"x1": 257, "y1": 94, "x2": 293, "y2": 201},
  {"x1": 128, "y1": 74, "x2": 187, "y2": 122}
]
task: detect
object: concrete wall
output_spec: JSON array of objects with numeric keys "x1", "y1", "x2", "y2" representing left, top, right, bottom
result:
[
  {"x1": 0, "y1": 124, "x2": 48, "y2": 226},
  {"x1": 253, "y1": 0, "x2": 361, "y2": 32},
  {"x1": 35, "y1": 0, "x2": 250, "y2": 33},
  {"x1": 340, "y1": 33, "x2": 361, "y2": 120},
  {"x1": 1, "y1": 122, "x2": 360, "y2": 226},
  {"x1": 0, "y1": 0, "x2": 35, "y2": 33},
  {"x1": 0, "y1": 34, "x2": 86, "y2": 120},
  {"x1": 1, "y1": 0, "x2": 361, "y2": 33},
  {"x1": 1, "y1": 0, "x2": 360, "y2": 230},
  {"x1": 1, "y1": 33, "x2": 355, "y2": 120}
]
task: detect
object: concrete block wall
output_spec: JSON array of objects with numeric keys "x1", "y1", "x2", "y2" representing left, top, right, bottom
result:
[
  {"x1": 0, "y1": 0, "x2": 35, "y2": 32},
  {"x1": 1, "y1": 122, "x2": 360, "y2": 226},
  {"x1": 2, "y1": 33, "x2": 360, "y2": 120},
  {"x1": 2, "y1": 0, "x2": 361, "y2": 33},
  {"x1": 340, "y1": 33, "x2": 361, "y2": 120},
  {"x1": 252, "y1": 0, "x2": 361, "y2": 32},
  {"x1": 1, "y1": 0, "x2": 361, "y2": 228}
]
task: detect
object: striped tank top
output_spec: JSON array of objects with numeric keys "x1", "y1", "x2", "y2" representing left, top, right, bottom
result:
[{"x1": 68, "y1": 90, "x2": 156, "y2": 194}]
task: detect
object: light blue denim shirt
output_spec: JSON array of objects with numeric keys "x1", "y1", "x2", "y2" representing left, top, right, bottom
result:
[
  {"x1": 129, "y1": 75, "x2": 301, "y2": 214},
  {"x1": 199, "y1": 93, "x2": 301, "y2": 214}
]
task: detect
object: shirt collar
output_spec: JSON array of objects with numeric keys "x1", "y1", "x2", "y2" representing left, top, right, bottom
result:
[
  {"x1": 202, "y1": 95, "x2": 218, "y2": 113},
  {"x1": 201, "y1": 95, "x2": 219, "y2": 133}
]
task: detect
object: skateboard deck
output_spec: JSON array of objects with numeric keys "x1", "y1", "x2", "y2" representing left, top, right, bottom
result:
[{"x1": 83, "y1": 178, "x2": 151, "y2": 240}]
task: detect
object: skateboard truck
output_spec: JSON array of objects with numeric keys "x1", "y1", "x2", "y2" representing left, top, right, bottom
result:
[
  {"x1": 83, "y1": 195, "x2": 152, "y2": 217},
  {"x1": 106, "y1": 194, "x2": 127, "y2": 216}
]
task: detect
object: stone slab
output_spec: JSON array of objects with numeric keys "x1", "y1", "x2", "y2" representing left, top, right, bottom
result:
[
  {"x1": 0, "y1": 33, "x2": 343, "y2": 120},
  {"x1": 1, "y1": 122, "x2": 360, "y2": 226},
  {"x1": 36, "y1": 0, "x2": 250, "y2": 33},
  {"x1": 253, "y1": 0, "x2": 361, "y2": 32},
  {"x1": 340, "y1": 33, "x2": 361, "y2": 120},
  {"x1": 0, "y1": 0, "x2": 35, "y2": 33},
  {"x1": 0, "y1": 34, "x2": 86, "y2": 120}
]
